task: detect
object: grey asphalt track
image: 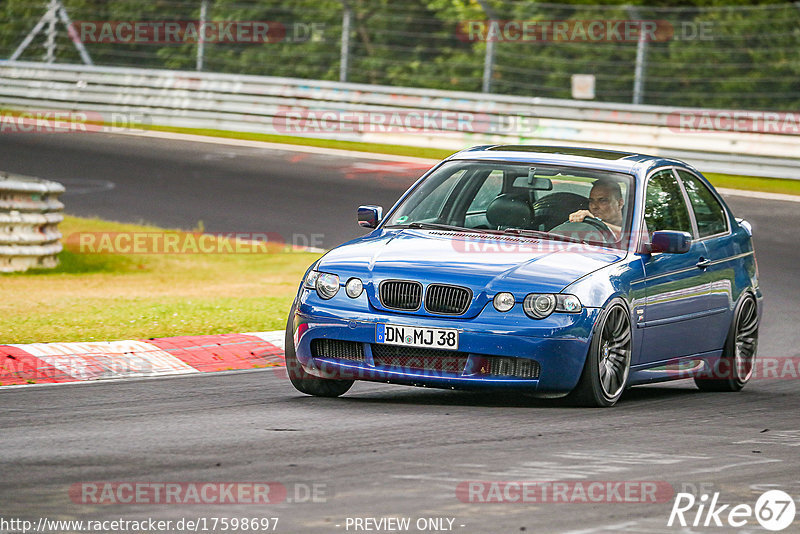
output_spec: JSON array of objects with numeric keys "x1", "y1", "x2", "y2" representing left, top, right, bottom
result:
[
  {"x1": 0, "y1": 132, "x2": 426, "y2": 249},
  {"x1": 1, "y1": 132, "x2": 798, "y2": 533}
]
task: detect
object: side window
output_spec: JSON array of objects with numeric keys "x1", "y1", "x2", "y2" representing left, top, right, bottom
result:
[
  {"x1": 398, "y1": 169, "x2": 465, "y2": 223},
  {"x1": 677, "y1": 170, "x2": 728, "y2": 238},
  {"x1": 467, "y1": 170, "x2": 503, "y2": 213},
  {"x1": 644, "y1": 169, "x2": 693, "y2": 235}
]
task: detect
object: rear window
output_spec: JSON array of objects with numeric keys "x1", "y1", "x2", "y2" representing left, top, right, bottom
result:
[{"x1": 677, "y1": 170, "x2": 728, "y2": 238}]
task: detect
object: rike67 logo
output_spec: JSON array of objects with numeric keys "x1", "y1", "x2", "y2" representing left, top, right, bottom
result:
[{"x1": 668, "y1": 490, "x2": 796, "y2": 531}]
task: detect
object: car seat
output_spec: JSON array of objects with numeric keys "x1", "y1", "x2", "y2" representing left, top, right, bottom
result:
[{"x1": 486, "y1": 193, "x2": 533, "y2": 229}]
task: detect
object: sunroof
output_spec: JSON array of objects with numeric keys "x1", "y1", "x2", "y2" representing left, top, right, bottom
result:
[{"x1": 486, "y1": 146, "x2": 635, "y2": 160}]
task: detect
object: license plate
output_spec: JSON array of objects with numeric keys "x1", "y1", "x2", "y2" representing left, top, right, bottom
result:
[{"x1": 376, "y1": 323, "x2": 459, "y2": 350}]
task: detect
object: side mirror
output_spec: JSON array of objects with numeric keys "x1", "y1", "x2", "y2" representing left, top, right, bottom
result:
[
  {"x1": 648, "y1": 230, "x2": 692, "y2": 254},
  {"x1": 357, "y1": 205, "x2": 383, "y2": 229},
  {"x1": 736, "y1": 218, "x2": 753, "y2": 236}
]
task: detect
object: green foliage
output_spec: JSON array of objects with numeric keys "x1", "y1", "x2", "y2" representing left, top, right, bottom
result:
[{"x1": 0, "y1": 0, "x2": 796, "y2": 110}]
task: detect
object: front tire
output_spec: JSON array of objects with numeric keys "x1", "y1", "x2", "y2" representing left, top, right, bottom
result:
[
  {"x1": 695, "y1": 293, "x2": 758, "y2": 392},
  {"x1": 569, "y1": 300, "x2": 632, "y2": 407},
  {"x1": 285, "y1": 308, "x2": 354, "y2": 397}
]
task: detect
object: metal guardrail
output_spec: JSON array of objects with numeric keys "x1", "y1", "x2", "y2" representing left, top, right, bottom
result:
[
  {"x1": 0, "y1": 60, "x2": 798, "y2": 179},
  {"x1": 0, "y1": 172, "x2": 64, "y2": 273}
]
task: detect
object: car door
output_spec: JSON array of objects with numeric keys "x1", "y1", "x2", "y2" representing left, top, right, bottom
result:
[
  {"x1": 639, "y1": 168, "x2": 721, "y2": 364},
  {"x1": 674, "y1": 168, "x2": 735, "y2": 351}
]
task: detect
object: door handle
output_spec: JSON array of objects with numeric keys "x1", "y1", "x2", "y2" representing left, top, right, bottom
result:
[{"x1": 696, "y1": 257, "x2": 711, "y2": 269}]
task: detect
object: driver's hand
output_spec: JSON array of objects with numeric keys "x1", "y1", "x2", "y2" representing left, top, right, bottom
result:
[{"x1": 569, "y1": 209, "x2": 593, "y2": 223}]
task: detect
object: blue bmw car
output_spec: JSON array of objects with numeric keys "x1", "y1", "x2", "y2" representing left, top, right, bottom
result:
[{"x1": 285, "y1": 146, "x2": 761, "y2": 406}]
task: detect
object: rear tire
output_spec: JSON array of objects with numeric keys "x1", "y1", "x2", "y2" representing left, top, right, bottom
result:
[
  {"x1": 568, "y1": 300, "x2": 632, "y2": 407},
  {"x1": 695, "y1": 293, "x2": 758, "y2": 392},
  {"x1": 285, "y1": 307, "x2": 354, "y2": 397}
]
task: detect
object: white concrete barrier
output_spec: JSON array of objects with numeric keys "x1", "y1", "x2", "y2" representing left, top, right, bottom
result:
[
  {"x1": 0, "y1": 173, "x2": 64, "y2": 272},
  {"x1": 1, "y1": 60, "x2": 798, "y2": 179}
]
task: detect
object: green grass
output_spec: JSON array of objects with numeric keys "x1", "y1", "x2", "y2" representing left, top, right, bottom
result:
[
  {"x1": 703, "y1": 172, "x2": 800, "y2": 196},
  {"x1": 144, "y1": 124, "x2": 457, "y2": 160},
  {"x1": 1, "y1": 216, "x2": 321, "y2": 344}
]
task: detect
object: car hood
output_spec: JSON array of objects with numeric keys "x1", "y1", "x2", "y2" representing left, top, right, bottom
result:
[{"x1": 318, "y1": 230, "x2": 626, "y2": 317}]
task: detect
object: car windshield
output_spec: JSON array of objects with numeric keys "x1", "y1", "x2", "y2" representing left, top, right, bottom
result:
[{"x1": 384, "y1": 160, "x2": 635, "y2": 249}]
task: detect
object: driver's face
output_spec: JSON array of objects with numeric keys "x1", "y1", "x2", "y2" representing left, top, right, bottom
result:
[{"x1": 588, "y1": 185, "x2": 624, "y2": 225}]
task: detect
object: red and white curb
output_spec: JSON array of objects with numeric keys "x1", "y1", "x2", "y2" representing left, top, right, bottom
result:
[{"x1": 0, "y1": 331, "x2": 285, "y2": 387}]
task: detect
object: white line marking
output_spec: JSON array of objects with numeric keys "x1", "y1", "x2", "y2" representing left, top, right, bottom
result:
[
  {"x1": 0, "y1": 366, "x2": 276, "y2": 392},
  {"x1": 118, "y1": 130, "x2": 800, "y2": 202},
  {"x1": 673, "y1": 455, "x2": 782, "y2": 476},
  {"x1": 9, "y1": 340, "x2": 197, "y2": 380},
  {"x1": 243, "y1": 331, "x2": 285, "y2": 351},
  {"x1": 718, "y1": 187, "x2": 800, "y2": 203},
  {"x1": 562, "y1": 521, "x2": 641, "y2": 534},
  {"x1": 123, "y1": 129, "x2": 440, "y2": 165}
]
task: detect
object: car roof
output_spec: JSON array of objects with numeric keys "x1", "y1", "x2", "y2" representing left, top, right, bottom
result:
[{"x1": 447, "y1": 145, "x2": 692, "y2": 175}]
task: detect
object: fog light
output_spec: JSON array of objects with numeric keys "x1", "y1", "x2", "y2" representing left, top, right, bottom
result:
[
  {"x1": 524, "y1": 293, "x2": 556, "y2": 319},
  {"x1": 315, "y1": 273, "x2": 340, "y2": 299},
  {"x1": 493, "y1": 292, "x2": 515, "y2": 312},
  {"x1": 345, "y1": 277, "x2": 363, "y2": 298}
]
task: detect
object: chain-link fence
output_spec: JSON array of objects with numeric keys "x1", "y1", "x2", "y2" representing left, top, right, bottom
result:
[{"x1": 1, "y1": 0, "x2": 798, "y2": 111}]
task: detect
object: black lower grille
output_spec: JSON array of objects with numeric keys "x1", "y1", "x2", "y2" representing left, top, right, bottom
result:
[
  {"x1": 486, "y1": 357, "x2": 540, "y2": 379},
  {"x1": 371, "y1": 344, "x2": 468, "y2": 373},
  {"x1": 311, "y1": 339, "x2": 365, "y2": 362},
  {"x1": 309, "y1": 339, "x2": 538, "y2": 379}
]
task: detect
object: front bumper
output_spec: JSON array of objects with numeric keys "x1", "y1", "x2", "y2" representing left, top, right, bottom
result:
[{"x1": 292, "y1": 294, "x2": 600, "y2": 394}]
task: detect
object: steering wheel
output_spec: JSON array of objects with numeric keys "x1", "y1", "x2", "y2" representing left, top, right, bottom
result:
[{"x1": 580, "y1": 216, "x2": 617, "y2": 242}]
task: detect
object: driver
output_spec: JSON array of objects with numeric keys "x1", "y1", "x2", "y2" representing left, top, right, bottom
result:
[{"x1": 568, "y1": 179, "x2": 624, "y2": 238}]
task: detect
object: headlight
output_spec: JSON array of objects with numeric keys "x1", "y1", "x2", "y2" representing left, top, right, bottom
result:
[
  {"x1": 523, "y1": 293, "x2": 583, "y2": 319},
  {"x1": 493, "y1": 292, "x2": 515, "y2": 312},
  {"x1": 304, "y1": 270, "x2": 320, "y2": 289},
  {"x1": 315, "y1": 272, "x2": 340, "y2": 300},
  {"x1": 557, "y1": 294, "x2": 582, "y2": 313},
  {"x1": 524, "y1": 294, "x2": 556, "y2": 319},
  {"x1": 345, "y1": 277, "x2": 363, "y2": 298}
]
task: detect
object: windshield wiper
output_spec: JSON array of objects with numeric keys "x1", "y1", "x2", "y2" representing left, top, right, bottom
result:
[
  {"x1": 390, "y1": 222, "x2": 504, "y2": 235},
  {"x1": 503, "y1": 227, "x2": 583, "y2": 244}
]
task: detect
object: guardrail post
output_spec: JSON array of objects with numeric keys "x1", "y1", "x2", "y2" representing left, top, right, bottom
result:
[
  {"x1": 477, "y1": 0, "x2": 496, "y2": 93},
  {"x1": 45, "y1": 0, "x2": 57, "y2": 63},
  {"x1": 629, "y1": 7, "x2": 648, "y2": 105},
  {"x1": 482, "y1": 31, "x2": 496, "y2": 93},
  {"x1": 340, "y1": 1, "x2": 352, "y2": 83},
  {"x1": 196, "y1": 0, "x2": 209, "y2": 72},
  {"x1": 0, "y1": 173, "x2": 65, "y2": 273}
]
